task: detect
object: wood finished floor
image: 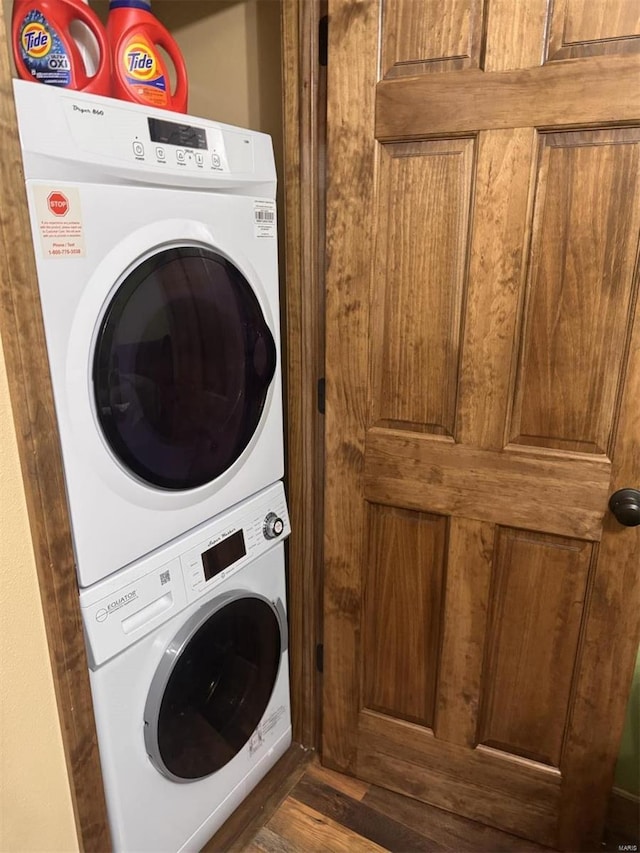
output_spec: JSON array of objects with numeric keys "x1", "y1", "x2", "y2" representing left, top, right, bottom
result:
[
  {"x1": 241, "y1": 759, "x2": 555, "y2": 853},
  {"x1": 206, "y1": 746, "x2": 636, "y2": 853}
]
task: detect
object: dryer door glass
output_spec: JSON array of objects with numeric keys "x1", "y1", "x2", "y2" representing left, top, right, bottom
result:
[
  {"x1": 153, "y1": 596, "x2": 281, "y2": 780},
  {"x1": 93, "y1": 246, "x2": 277, "y2": 489}
]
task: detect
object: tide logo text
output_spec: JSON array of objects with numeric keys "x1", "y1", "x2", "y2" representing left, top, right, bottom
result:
[
  {"x1": 22, "y1": 24, "x2": 50, "y2": 58},
  {"x1": 124, "y1": 44, "x2": 158, "y2": 80}
]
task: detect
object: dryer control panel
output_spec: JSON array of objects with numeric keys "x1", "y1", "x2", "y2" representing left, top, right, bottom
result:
[
  {"x1": 63, "y1": 98, "x2": 253, "y2": 174},
  {"x1": 13, "y1": 79, "x2": 276, "y2": 190},
  {"x1": 80, "y1": 482, "x2": 290, "y2": 667}
]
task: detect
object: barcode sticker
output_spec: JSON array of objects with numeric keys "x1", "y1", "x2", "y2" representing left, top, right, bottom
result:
[
  {"x1": 159, "y1": 570, "x2": 171, "y2": 586},
  {"x1": 256, "y1": 209, "x2": 274, "y2": 221},
  {"x1": 254, "y1": 200, "x2": 276, "y2": 238}
]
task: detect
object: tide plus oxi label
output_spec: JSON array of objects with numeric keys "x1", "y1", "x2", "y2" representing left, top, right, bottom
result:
[
  {"x1": 18, "y1": 10, "x2": 72, "y2": 87},
  {"x1": 122, "y1": 37, "x2": 168, "y2": 107}
]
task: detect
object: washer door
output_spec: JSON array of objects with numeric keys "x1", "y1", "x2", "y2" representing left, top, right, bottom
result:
[
  {"x1": 93, "y1": 246, "x2": 277, "y2": 490},
  {"x1": 144, "y1": 593, "x2": 285, "y2": 782}
]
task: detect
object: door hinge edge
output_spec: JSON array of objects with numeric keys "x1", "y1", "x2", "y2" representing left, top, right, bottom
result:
[
  {"x1": 319, "y1": 15, "x2": 328, "y2": 67},
  {"x1": 317, "y1": 377, "x2": 326, "y2": 414}
]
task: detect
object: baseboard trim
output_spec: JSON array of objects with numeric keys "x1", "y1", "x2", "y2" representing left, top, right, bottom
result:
[{"x1": 608, "y1": 787, "x2": 640, "y2": 842}]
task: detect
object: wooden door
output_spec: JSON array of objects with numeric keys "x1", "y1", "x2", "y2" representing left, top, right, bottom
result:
[{"x1": 323, "y1": 2, "x2": 640, "y2": 849}]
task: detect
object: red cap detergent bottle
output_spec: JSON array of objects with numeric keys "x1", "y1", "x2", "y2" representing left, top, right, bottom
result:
[
  {"x1": 12, "y1": 0, "x2": 111, "y2": 95},
  {"x1": 107, "y1": 0, "x2": 188, "y2": 113}
]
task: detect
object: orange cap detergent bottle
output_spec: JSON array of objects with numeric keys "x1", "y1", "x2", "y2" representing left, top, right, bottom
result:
[
  {"x1": 107, "y1": 0, "x2": 188, "y2": 113},
  {"x1": 12, "y1": 0, "x2": 111, "y2": 95}
]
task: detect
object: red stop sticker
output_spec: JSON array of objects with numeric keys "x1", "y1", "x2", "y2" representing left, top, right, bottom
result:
[{"x1": 47, "y1": 191, "x2": 69, "y2": 217}]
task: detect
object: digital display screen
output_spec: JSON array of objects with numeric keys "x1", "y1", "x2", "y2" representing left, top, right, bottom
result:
[
  {"x1": 202, "y1": 530, "x2": 246, "y2": 581},
  {"x1": 148, "y1": 117, "x2": 208, "y2": 150}
]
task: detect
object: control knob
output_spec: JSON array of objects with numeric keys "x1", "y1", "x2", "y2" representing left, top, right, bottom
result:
[{"x1": 263, "y1": 512, "x2": 284, "y2": 540}]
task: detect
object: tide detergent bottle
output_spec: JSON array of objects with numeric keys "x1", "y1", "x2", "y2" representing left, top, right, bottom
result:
[
  {"x1": 107, "y1": 0, "x2": 188, "y2": 113},
  {"x1": 12, "y1": 0, "x2": 111, "y2": 95}
]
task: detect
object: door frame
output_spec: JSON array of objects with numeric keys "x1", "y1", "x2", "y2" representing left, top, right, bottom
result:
[{"x1": 281, "y1": 0, "x2": 326, "y2": 751}]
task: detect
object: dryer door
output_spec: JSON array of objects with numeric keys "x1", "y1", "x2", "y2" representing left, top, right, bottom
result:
[
  {"x1": 144, "y1": 592, "x2": 286, "y2": 782},
  {"x1": 93, "y1": 246, "x2": 277, "y2": 490}
]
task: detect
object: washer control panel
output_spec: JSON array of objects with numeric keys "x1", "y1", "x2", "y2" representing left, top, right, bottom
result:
[
  {"x1": 80, "y1": 482, "x2": 290, "y2": 667},
  {"x1": 181, "y1": 487, "x2": 290, "y2": 598}
]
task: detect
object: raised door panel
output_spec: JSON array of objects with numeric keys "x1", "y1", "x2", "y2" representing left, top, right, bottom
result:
[
  {"x1": 371, "y1": 139, "x2": 474, "y2": 436},
  {"x1": 509, "y1": 129, "x2": 640, "y2": 454},
  {"x1": 547, "y1": 0, "x2": 640, "y2": 59},
  {"x1": 477, "y1": 528, "x2": 593, "y2": 766},
  {"x1": 381, "y1": 0, "x2": 485, "y2": 77},
  {"x1": 362, "y1": 504, "x2": 447, "y2": 727}
]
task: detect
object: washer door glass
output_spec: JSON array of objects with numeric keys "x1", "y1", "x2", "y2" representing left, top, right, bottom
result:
[
  {"x1": 149, "y1": 596, "x2": 282, "y2": 780},
  {"x1": 93, "y1": 246, "x2": 277, "y2": 490}
]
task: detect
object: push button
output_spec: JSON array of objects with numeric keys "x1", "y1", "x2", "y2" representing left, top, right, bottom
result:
[
  {"x1": 132, "y1": 141, "x2": 145, "y2": 158},
  {"x1": 176, "y1": 149, "x2": 186, "y2": 164}
]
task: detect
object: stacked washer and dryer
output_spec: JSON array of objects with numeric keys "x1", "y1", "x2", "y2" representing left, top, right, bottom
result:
[{"x1": 13, "y1": 79, "x2": 292, "y2": 852}]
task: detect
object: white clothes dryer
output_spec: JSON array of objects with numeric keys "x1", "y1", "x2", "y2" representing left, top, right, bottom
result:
[
  {"x1": 13, "y1": 80, "x2": 284, "y2": 587},
  {"x1": 80, "y1": 482, "x2": 292, "y2": 853}
]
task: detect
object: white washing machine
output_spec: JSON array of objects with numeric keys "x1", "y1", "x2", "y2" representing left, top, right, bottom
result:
[
  {"x1": 80, "y1": 482, "x2": 292, "y2": 853},
  {"x1": 13, "y1": 80, "x2": 284, "y2": 587}
]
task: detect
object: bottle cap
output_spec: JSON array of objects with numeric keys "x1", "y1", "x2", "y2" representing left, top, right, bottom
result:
[{"x1": 109, "y1": 0, "x2": 152, "y2": 10}]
